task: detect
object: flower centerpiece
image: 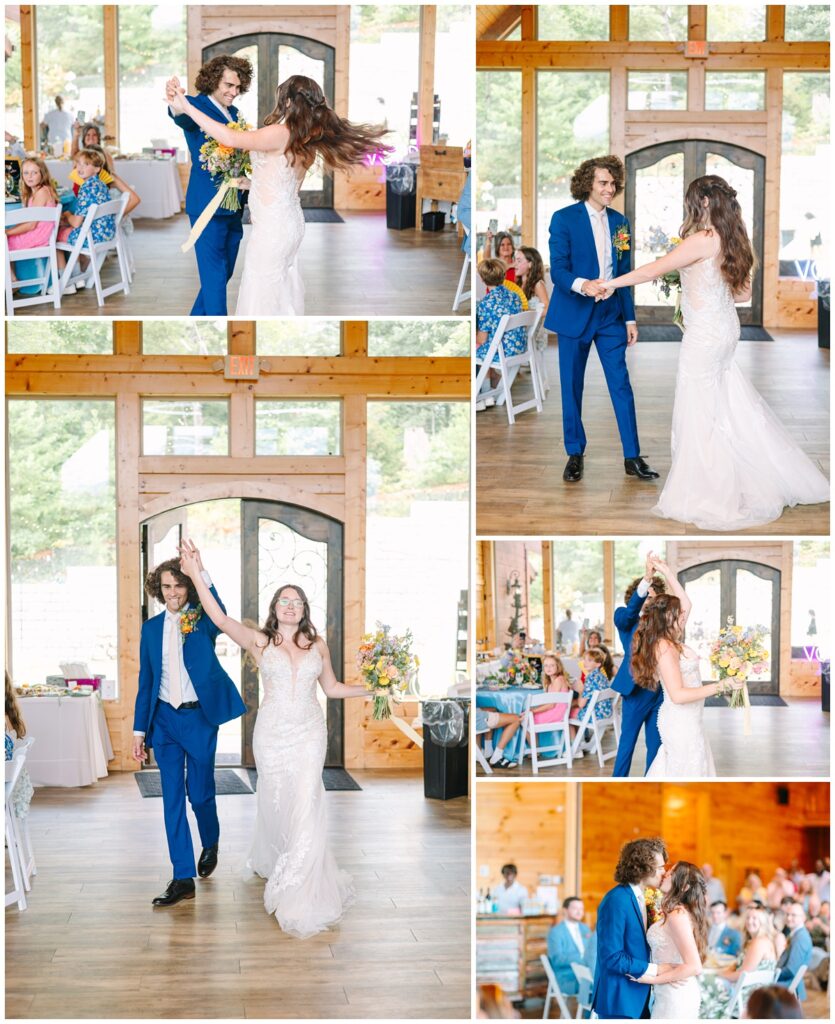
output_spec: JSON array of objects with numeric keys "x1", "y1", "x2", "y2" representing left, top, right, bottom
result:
[
  {"x1": 356, "y1": 622, "x2": 419, "y2": 720},
  {"x1": 501, "y1": 648, "x2": 538, "y2": 687},
  {"x1": 198, "y1": 116, "x2": 253, "y2": 211},
  {"x1": 709, "y1": 618, "x2": 769, "y2": 734},
  {"x1": 645, "y1": 886, "x2": 664, "y2": 926}
]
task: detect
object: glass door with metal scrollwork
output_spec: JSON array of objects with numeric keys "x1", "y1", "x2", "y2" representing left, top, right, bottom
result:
[
  {"x1": 625, "y1": 140, "x2": 765, "y2": 326},
  {"x1": 202, "y1": 33, "x2": 336, "y2": 208},
  {"x1": 679, "y1": 559, "x2": 780, "y2": 694},
  {"x1": 241, "y1": 500, "x2": 344, "y2": 767}
]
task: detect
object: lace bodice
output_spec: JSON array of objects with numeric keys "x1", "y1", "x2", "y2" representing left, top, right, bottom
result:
[
  {"x1": 648, "y1": 917, "x2": 684, "y2": 965},
  {"x1": 258, "y1": 641, "x2": 323, "y2": 724},
  {"x1": 646, "y1": 653, "x2": 716, "y2": 778},
  {"x1": 647, "y1": 915, "x2": 702, "y2": 1019},
  {"x1": 249, "y1": 150, "x2": 304, "y2": 209}
]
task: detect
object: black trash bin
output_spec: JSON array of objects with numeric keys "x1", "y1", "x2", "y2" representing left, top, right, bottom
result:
[
  {"x1": 422, "y1": 699, "x2": 469, "y2": 800},
  {"x1": 817, "y1": 281, "x2": 830, "y2": 349},
  {"x1": 386, "y1": 163, "x2": 417, "y2": 230}
]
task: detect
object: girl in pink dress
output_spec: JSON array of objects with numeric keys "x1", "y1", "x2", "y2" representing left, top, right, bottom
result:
[
  {"x1": 5, "y1": 157, "x2": 59, "y2": 278},
  {"x1": 532, "y1": 654, "x2": 574, "y2": 725}
]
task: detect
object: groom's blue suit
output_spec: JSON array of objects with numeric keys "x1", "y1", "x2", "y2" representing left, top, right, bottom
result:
[
  {"x1": 134, "y1": 588, "x2": 246, "y2": 879},
  {"x1": 545, "y1": 202, "x2": 641, "y2": 458},
  {"x1": 612, "y1": 586, "x2": 663, "y2": 778},
  {"x1": 592, "y1": 884, "x2": 653, "y2": 1019},
  {"x1": 169, "y1": 94, "x2": 246, "y2": 316}
]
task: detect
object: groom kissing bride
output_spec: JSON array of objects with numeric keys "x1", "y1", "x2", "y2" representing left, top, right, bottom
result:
[{"x1": 593, "y1": 838, "x2": 708, "y2": 1019}]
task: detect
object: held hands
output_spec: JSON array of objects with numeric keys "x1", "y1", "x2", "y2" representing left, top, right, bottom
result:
[
  {"x1": 177, "y1": 538, "x2": 203, "y2": 579},
  {"x1": 583, "y1": 279, "x2": 614, "y2": 301},
  {"x1": 165, "y1": 76, "x2": 188, "y2": 114}
]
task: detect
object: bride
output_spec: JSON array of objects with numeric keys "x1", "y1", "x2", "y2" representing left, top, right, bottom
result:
[
  {"x1": 595, "y1": 174, "x2": 829, "y2": 530},
  {"x1": 177, "y1": 539, "x2": 367, "y2": 938},
  {"x1": 166, "y1": 74, "x2": 391, "y2": 316},
  {"x1": 631, "y1": 861, "x2": 709, "y2": 1019},
  {"x1": 631, "y1": 557, "x2": 739, "y2": 778}
]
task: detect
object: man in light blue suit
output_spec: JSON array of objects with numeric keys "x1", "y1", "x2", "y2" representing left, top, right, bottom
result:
[
  {"x1": 548, "y1": 896, "x2": 593, "y2": 1007},
  {"x1": 593, "y1": 837, "x2": 674, "y2": 1019},
  {"x1": 545, "y1": 155, "x2": 658, "y2": 485},
  {"x1": 167, "y1": 55, "x2": 253, "y2": 315},
  {"x1": 133, "y1": 557, "x2": 246, "y2": 906},
  {"x1": 708, "y1": 900, "x2": 742, "y2": 956},
  {"x1": 776, "y1": 902, "x2": 813, "y2": 1000}
]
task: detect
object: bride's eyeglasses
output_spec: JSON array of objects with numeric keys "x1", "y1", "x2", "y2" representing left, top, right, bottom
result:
[{"x1": 277, "y1": 597, "x2": 304, "y2": 609}]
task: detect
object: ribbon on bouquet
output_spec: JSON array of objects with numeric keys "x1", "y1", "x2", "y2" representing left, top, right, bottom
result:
[
  {"x1": 741, "y1": 682, "x2": 752, "y2": 737},
  {"x1": 181, "y1": 177, "x2": 246, "y2": 253},
  {"x1": 389, "y1": 710, "x2": 424, "y2": 749}
]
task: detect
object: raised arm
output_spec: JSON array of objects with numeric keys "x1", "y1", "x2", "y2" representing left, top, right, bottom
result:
[
  {"x1": 166, "y1": 78, "x2": 288, "y2": 152},
  {"x1": 177, "y1": 540, "x2": 265, "y2": 659},
  {"x1": 651, "y1": 556, "x2": 692, "y2": 626},
  {"x1": 603, "y1": 232, "x2": 717, "y2": 290},
  {"x1": 635, "y1": 909, "x2": 703, "y2": 985},
  {"x1": 657, "y1": 642, "x2": 721, "y2": 705},
  {"x1": 315, "y1": 638, "x2": 367, "y2": 699}
]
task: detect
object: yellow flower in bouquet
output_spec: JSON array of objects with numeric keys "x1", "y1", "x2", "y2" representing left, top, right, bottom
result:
[
  {"x1": 356, "y1": 622, "x2": 418, "y2": 720},
  {"x1": 198, "y1": 115, "x2": 252, "y2": 212}
]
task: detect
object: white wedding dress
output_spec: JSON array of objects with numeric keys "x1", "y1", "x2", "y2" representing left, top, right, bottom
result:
[
  {"x1": 647, "y1": 914, "x2": 702, "y2": 1019},
  {"x1": 654, "y1": 245, "x2": 829, "y2": 530},
  {"x1": 236, "y1": 149, "x2": 306, "y2": 315},
  {"x1": 645, "y1": 652, "x2": 716, "y2": 778},
  {"x1": 245, "y1": 641, "x2": 354, "y2": 938}
]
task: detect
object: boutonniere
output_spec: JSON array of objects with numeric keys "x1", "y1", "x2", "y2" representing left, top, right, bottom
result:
[
  {"x1": 613, "y1": 224, "x2": 631, "y2": 255},
  {"x1": 179, "y1": 606, "x2": 203, "y2": 640},
  {"x1": 645, "y1": 887, "x2": 664, "y2": 926}
]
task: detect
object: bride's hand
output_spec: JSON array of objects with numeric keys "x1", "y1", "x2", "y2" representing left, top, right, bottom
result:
[{"x1": 177, "y1": 538, "x2": 202, "y2": 578}]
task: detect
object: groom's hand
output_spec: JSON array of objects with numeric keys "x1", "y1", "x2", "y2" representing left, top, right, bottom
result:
[
  {"x1": 581, "y1": 279, "x2": 607, "y2": 299},
  {"x1": 626, "y1": 323, "x2": 639, "y2": 346},
  {"x1": 132, "y1": 736, "x2": 147, "y2": 763}
]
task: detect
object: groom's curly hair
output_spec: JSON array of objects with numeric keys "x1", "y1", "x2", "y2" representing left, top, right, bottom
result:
[
  {"x1": 614, "y1": 837, "x2": 667, "y2": 885},
  {"x1": 623, "y1": 574, "x2": 667, "y2": 605},
  {"x1": 570, "y1": 155, "x2": 625, "y2": 201},
  {"x1": 195, "y1": 55, "x2": 253, "y2": 96},
  {"x1": 145, "y1": 558, "x2": 199, "y2": 606}
]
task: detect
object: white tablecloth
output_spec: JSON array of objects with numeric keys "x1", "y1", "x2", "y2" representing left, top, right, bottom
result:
[
  {"x1": 46, "y1": 158, "x2": 183, "y2": 219},
  {"x1": 18, "y1": 694, "x2": 114, "y2": 787}
]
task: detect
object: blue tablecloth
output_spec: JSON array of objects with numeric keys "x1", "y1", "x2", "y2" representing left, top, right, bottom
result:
[
  {"x1": 6, "y1": 193, "x2": 75, "y2": 294},
  {"x1": 477, "y1": 686, "x2": 567, "y2": 764}
]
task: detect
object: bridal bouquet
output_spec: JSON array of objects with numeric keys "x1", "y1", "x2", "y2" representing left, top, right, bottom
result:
[
  {"x1": 644, "y1": 886, "x2": 664, "y2": 926},
  {"x1": 645, "y1": 228, "x2": 684, "y2": 331},
  {"x1": 709, "y1": 618, "x2": 769, "y2": 734},
  {"x1": 198, "y1": 116, "x2": 252, "y2": 212},
  {"x1": 357, "y1": 623, "x2": 419, "y2": 719}
]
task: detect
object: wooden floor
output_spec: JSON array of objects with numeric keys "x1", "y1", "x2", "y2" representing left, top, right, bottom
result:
[
  {"x1": 16, "y1": 212, "x2": 470, "y2": 318},
  {"x1": 5, "y1": 770, "x2": 470, "y2": 1019},
  {"x1": 476, "y1": 698, "x2": 830, "y2": 779},
  {"x1": 476, "y1": 331, "x2": 830, "y2": 536}
]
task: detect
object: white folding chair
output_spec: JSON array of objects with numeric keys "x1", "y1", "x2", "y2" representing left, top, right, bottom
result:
[
  {"x1": 475, "y1": 308, "x2": 544, "y2": 425},
  {"x1": 10, "y1": 737, "x2": 36, "y2": 887},
  {"x1": 57, "y1": 192, "x2": 131, "y2": 305},
  {"x1": 540, "y1": 954, "x2": 572, "y2": 1019},
  {"x1": 452, "y1": 225, "x2": 471, "y2": 312},
  {"x1": 570, "y1": 962, "x2": 594, "y2": 1019},
  {"x1": 4, "y1": 205, "x2": 62, "y2": 315},
  {"x1": 5, "y1": 747, "x2": 29, "y2": 911},
  {"x1": 787, "y1": 962, "x2": 808, "y2": 996},
  {"x1": 523, "y1": 692, "x2": 574, "y2": 774},
  {"x1": 474, "y1": 715, "x2": 493, "y2": 775},
  {"x1": 530, "y1": 297, "x2": 551, "y2": 395},
  {"x1": 726, "y1": 967, "x2": 779, "y2": 1018},
  {"x1": 569, "y1": 688, "x2": 621, "y2": 767}
]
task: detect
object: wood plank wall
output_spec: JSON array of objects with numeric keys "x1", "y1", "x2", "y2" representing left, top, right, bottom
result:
[
  {"x1": 5, "y1": 322, "x2": 469, "y2": 772},
  {"x1": 476, "y1": 5, "x2": 830, "y2": 328}
]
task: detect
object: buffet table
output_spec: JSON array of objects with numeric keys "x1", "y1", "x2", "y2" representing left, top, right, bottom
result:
[
  {"x1": 46, "y1": 157, "x2": 183, "y2": 219},
  {"x1": 476, "y1": 913, "x2": 556, "y2": 1000},
  {"x1": 18, "y1": 693, "x2": 113, "y2": 787}
]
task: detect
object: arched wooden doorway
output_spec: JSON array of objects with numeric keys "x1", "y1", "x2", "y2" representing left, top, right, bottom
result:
[
  {"x1": 141, "y1": 497, "x2": 344, "y2": 767},
  {"x1": 203, "y1": 32, "x2": 336, "y2": 208},
  {"x1": 625, "y1": 140, "x2": 766, "y2": 326}
]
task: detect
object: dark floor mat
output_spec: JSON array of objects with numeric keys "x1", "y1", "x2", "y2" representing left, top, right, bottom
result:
[
  {"x1": 704, "y1": 695, "x2": 788, "y2": 707},
  {"x1": 638, "y1": 324, "x2": 773, "y2": 342},
  {"x1": 135, "y1": 769, "x2": 253, "y2": 798},
  {"x1": 245, "y1": 766, "x2": 362, "y2": 791},
  {"x1": 303, "y1": 209, "x2": 345, "y2": 223}
]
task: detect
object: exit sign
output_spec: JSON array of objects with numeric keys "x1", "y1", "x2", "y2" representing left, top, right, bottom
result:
[
  {"x1": 225, "y1": 355, "x2": 260, "y2": 379},
  {"x1": 684, "y1": 40, "x2": 709, "y2": 58}
]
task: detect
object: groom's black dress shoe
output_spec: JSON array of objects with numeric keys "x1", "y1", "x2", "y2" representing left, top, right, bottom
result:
[
  {"x1": 197, "y1": 844, "x2": 218, "y2": 878},
  {"x1": 624, "y1": 456, "x2": 660, "y2": 480},
  {"x1": 563, "y1": 454, "x2": 584, "y2": 483},
  {"x1": 152, "y1": 878, "x2": 195, "y2": 906}
]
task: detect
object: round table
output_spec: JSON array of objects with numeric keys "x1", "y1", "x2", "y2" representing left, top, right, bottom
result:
[
  {"x1": 18, "y1": 693, "x2": 114, "y2": 787},
  {"x1": 46, "y1": 157, "x2": 183, "y2": 219},
  {"x1": 6, "y1": 192, "x2": 75, "y2": 295},
  {"x1": 476, "y1": 686, "x2": 565, "y2": 763}
]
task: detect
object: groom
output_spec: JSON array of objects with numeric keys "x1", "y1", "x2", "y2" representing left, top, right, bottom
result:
[
  {"x1": 545, "y1": 155, "x2": 658, "y2": 484},
  {"x1": 593, "y1": 837, "x2": 673, "y2": 1019},
  {"x1": 167, "y1": 54, "x2": 253, "y2": 315},
  {"x1": 132, "y1": 557, "x2": 246, "y2": 906}
]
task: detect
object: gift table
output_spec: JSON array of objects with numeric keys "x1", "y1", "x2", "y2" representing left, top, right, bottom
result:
[{"x1": 17, "y1": 693, "x2": 113, "y2": 787}]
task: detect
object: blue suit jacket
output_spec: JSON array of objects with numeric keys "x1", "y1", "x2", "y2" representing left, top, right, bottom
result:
[
  {"x1": 710, "y1": 925, "x2": 742, "y2": 957},
  {"x1": 612, "y1": 588, "x2": 649, "y2": 697},
  {"x1": 133, "y1": 587, "x2": 247, "y2": 742},
  {"x1": 592, "y1": 884, "x2": 652, "y2": 1019},
  {"x1": 169, "y1": 94, "x2": 245, "y2": 218},
  {"x1": 547, "y1": 920, "x2": 592, "y2": 996},
  {"x1": 777, "y1": 926, "x2": 813, "y2": 1000},
  {"x1": 544, "y1": 201, "x2": 636, "y2": 337}
]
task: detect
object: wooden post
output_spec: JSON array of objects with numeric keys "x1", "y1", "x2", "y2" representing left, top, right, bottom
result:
[
  {"x1": 541, "y1": 541, "x2": 553, "y2": 649},
  {"x1": 483, "y1": 542, "x2": 497, "y2": 649},
  {"x1": 610, "y1": 5, "x2": 629, "y2": 42},
  {"x1": 342, "y1": 393, "x2": 367, "y2": 768},
  {"x1": 19, "y1": 6, "x2": 38, "y2": 151},
  {"x1": 333, "y1": 5, "x2": 351, "y2": 207},
  {"x1": 763, "y1": 67, "x2": 783, "y2": 327},
  {"x1": 766, "y1": 6, "x2": 786, "y2": 42},
  {"x1": 103, "y1": 6, "x2": 120, "y2": 147},
  {"x1": 603, "y1": 541, "x2": 615, "y2": 647},
  {"x1": 341, "y1": 321, "x2": 367, "y2": 357},
  {"x1": 688, "y1": 6, "x2": 708, "y2": 41},
  {"x1": 417, "y1": 5, "x2": 437, "y2": 147},
  {"x1": 564, "y1": 780, "x2": 581, "y2": 897},
  {"x1": 229, "y1": 321, "x2": 255, "y2": 355},
  {"x1": 113, "y1": 321, "x2": 142, "y2": 356},
  {"x1": 519, "y1": 6, "x2": 537, "y2": 41},
  {"x1": 521, "y1": 66, "x2": 536, "y2": 243}
]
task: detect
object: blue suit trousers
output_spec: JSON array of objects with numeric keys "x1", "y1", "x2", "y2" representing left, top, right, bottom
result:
[
  {"x1": 558, "y1": 296, "x2": 640, "y2": 458},
  {"x1": 189, "y1": 214, "x2": 243, "y2": 316},
  {"x1": 153, "y1": 700, "x2": 219, "y2": 879},
  {"x1": 612, "y1": 685, "x2": 663, "y2": 778}
]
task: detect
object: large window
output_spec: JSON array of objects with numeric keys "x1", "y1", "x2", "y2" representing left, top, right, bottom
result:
[
  {"x1": 366, "y1": 402, "x2": 469, "y2": 695},
  {"x1": 785, "y1": 5, "x2": 831, "y2": 41},
  {"x1": 142, "y1": 320, "x2": 227, "y2": 355},
  {"x1": 780, "y1": 72, "x2": 830, "y2": 278},
  {"x1": 367, "y1": 320, "x2": 469, "y2": 356},
  {"x1": 256, "y1": 320, "x2": 341, "y2": 356},
  {"x1": 705, "y1": 71, "x2": 766, "y2": 111},
  {"x1": 536, "y1": 71, "x2": 610, "y2": 257},
  {"x1": 538, "y1": 5, "x2": 609, "y2": 40},
  {"x1": 707, "y1": 5, "x2": 766, "y2": 41},
  {"x1": 476, "y1": 71, "x2": 522, "y2": 238},
  {"x1": 627, "y1": 71, "x2": 687, "y2": 110},
  {"x1": 349, "y1": 5, "x2": 420, "y2": 154},
  {"x1": 6, "y1": 321, "x2": 112, "y2": 354},
  {"x1": 35, "y1": 5, "x2": 104, "y2": 151},
  {"x1": 142, "y1": 399, "x2": 229, "y2": 456},
  {"x1": 255, "y1": 401, "x2": 341, "y2": 456},
  {"x1": 792, "y1": 542, "x2": 830, "y2": 655},
  {"x1": 5, "y1": 15, "x2": 22, "y2": 139},
  {"x1": 118, "y1": 4, "x2": 186, "y2": 153},
  {"x1": 434, "y1": 5, "x2": 473, "y2": 145},
  {"x1": 628, "y1": 5, "x2": 688, "y2": 41},
  {"x1": 552, "y1": 542, "x2": 604, "y2": 652},
  {"x1": 8, "y1": 400, "x2": 117, "y2": 690}
]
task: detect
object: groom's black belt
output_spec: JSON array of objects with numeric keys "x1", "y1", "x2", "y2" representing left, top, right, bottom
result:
[{"x1": 159, "y1": 698, "x2": 201, "y2": 710}]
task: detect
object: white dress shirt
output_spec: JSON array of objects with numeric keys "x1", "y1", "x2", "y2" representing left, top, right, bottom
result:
[
  {"x1": 495, "y1": 880, "x2": 528, "y2": 913},
  {"x1": 630, "y1": 883, "x2": 658, "y2": 979},
  {"x1": 572, "y1": 201, "x2": 636, "y2": 324},
  {"x1": 206, "y1": 95, "x2": 230, "y2": 119},
  {"x1": 565, "y1": 919, "x2": 585, "y2": 956}
]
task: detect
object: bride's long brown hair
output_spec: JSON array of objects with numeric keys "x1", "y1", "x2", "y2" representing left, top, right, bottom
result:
[
  {"x1": 660, "y1": 861, "x2": 709, "y2": 961},
  {"x1": 260, "y1": 583, "x2": 318, "y2": 650},
  {"x1": 264, "y1": 75, "x2": 393, "y2": 172},
  {"x1": 631, "y1": 594, "x2": 683, "y2": 691},
  {"x1": 680, "y1": 174, "x2": 756, "y2": 292}
]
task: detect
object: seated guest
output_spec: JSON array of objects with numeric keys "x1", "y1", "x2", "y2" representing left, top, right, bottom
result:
[
  {"x1": 708, "y1": 901, "x2": 742, "y2": 956},
  {"x1": 743, "y1": 985, "x2": 803, "y2": 1019},
  {"x1": 703, "y1": 906, "x2": 780, "y2": 1019},
  {"x1": 789, "y1": 859, "x2": 806, "y2": 890},
  {"x1": 776, "y1": 903, "x2": 813, "y2": 1000},
  {"x1": 795, "y1": 874, "x2": 814, "y2": 912},
  {"x1": 575, "y1": 647, "x2": 613, "y2": 719},
  {"x1": 810, "y1": 859, "x2": 830, "y2": 902},
  {"x1": 547, "y1": 896, "x2": 591, "y2": 999},
  {"x1": 71, "y1": 121, "x2": 112, "y2": 168},
  {"x1": 480, "y1": 707, "x2": 524, "y2": 770},
  {"x1": 578, "y1": 627, "x2": 602, "y2": 658},
  {"x1": 494, "y1": 864, "x2": 527, "y2": 914},
  {"x1": 483, "y1": 229, "x2": 516, "y2": 281},
  {"x1": 738, "y1": 872, "x2": 767, "y2": 907},
  {"x1": 510, "y1": 630, "x2": 527, "y2": 650},
  {"x1": 57, "y1": 149, "x2": 116, "y2": 273},
  {"x1": 5, "y1": 671, "x2": 34, "y2": 820},
  {"x1": 5, "y1": 157, "x2": 59, "y2": 280},
  {"x1": 75, "y1": 144, "x2": 141, "y2": 218},
  {"x1": 807, "y1": 898, "x2": 829, "y2": 948},
  {"x1": 703, "y1": 863, "x2": 726, "y2": 906},
  {"x1": 514, "y1": 246, "x2": 549, "y2": 318},
  {"x1": 768, "y1": 868, "x2": 796, "y2": 910},
  {"x1": 476, "y1": 259, "x2": 528, "y2": 379}
]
